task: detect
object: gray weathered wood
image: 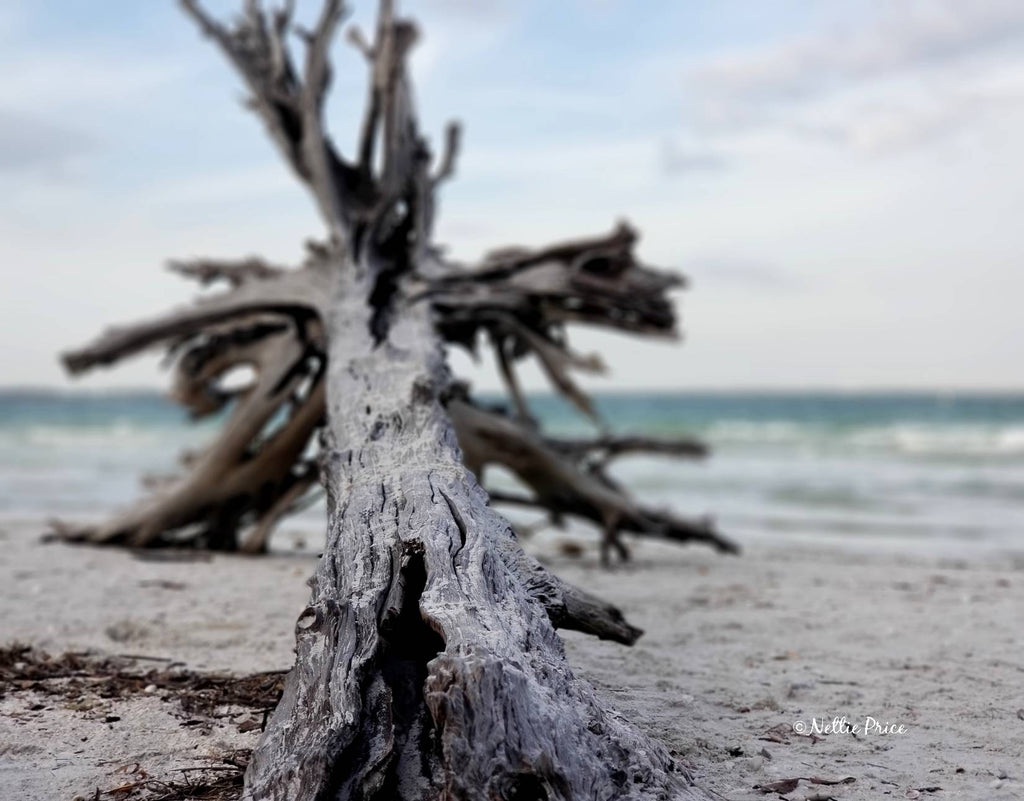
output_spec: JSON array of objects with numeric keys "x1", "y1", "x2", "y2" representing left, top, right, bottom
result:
[
  {"x1": 60, "y1": 2, "x2": 724, "y2": 796},
  {"x1": 244, "y1": 259, "x2": 704, "y2": 799}
]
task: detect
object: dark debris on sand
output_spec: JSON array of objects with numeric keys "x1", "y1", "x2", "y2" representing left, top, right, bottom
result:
[
  {"x1": 0, "y1": 643, "x2": 284, "y2": 718},
  {"x1": 1, "y1": 644, "x2": 286, "y2": 800},
  {"x1": 78, "y1": 753, "x2": 249, "y2": 801}
]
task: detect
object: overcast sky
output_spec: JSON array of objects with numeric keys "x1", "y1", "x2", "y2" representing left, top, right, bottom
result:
[{"x1": 3, "y1": 0, "x2": 1024, "y2": 391}]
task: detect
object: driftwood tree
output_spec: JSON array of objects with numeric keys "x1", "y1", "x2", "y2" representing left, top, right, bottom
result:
[
  {"x1": 60, "y1": 1, "x2": 733, "y2": 798},
  {"x1": 59, "y1": 227, "x2": 735, "y2": 560},
  {"x1": 57, "y1": 19, "x2": 736, "y2": 566}
]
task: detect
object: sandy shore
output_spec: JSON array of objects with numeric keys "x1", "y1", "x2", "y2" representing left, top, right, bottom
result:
[{"x1": 1, "y1": 517, "x2": 1022, "y2": 800}]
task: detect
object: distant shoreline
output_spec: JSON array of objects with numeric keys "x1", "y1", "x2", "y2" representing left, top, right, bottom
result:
[
  {"x1": 5, "y1": 386, "x2": 1024, "y2": 398},
  {"x1": 3, "y1": 390, "x2": 1023, "y2": 553}
]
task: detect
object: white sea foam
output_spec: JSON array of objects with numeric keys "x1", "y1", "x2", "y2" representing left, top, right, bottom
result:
[
  {"x1": 2, "y1": 393, "x2": 1023, "y2": 550},
  {"x1": 706, "y1": 420, "x2": 1024, "y2": 458},
  {"x1": 13, "y1": 423, "x2": 205, "y2": 449}
]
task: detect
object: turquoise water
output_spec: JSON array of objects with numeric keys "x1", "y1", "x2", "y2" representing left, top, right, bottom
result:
[{"x1": 2, "y1": 390, "x2": 1023, "y2": 553}]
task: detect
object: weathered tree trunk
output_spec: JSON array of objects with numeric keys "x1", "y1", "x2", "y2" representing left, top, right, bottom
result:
[
  {"x1": 245, "y1": 260, "x2": 704, "y2": 799},
  {"x1": 60, "y1": 1, "x2": 724, "y2": 797}
]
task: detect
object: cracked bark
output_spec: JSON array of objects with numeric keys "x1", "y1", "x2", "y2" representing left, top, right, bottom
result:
[
  {"x1": 248, "y1": 260, "x2": 703, "y2": 799},
  {"x1": 59, "y1": 1, "x2": 724, "y2": 797}
]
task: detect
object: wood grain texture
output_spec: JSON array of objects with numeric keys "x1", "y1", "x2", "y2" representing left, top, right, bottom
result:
[
  {"x1": 244, "y1": 262, "x2": 706, "y2": 799},
  {"x1": 58, "y1": 2, "x2": 723, "y2": 796}
]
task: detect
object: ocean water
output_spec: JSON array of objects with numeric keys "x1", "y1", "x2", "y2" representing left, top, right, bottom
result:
[{"x1": 2, "y1": 390, "x2": 1023, "y2": 555}]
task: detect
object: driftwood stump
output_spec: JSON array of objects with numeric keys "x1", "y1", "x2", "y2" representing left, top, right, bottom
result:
[
  {"x1": 246, "y1": 260, "x2": 704, "y2": 798},
  {"x1": 60, "y1": 1, "x2": 727, "y2": 797}
]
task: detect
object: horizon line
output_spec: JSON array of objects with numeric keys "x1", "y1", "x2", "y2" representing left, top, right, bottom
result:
[{"x1": 4, "y1": 385, "x2": 1024, "y2": 397}]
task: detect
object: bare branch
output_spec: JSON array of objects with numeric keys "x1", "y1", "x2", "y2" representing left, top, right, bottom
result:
[
  {"x1": 55, "y1": 330, "x2": 324, "y2": 549},
  {"x1": 301, "y1": 0, "x2": 346, "y2": 113},
  {"x1": 62, "y1": 265, "x2": 328, "y2": 374},
  {"x1": 432, "y1": 120, "x2": 461, "y2": 185},
  {"x1": 346, "y1": 25, "x2": 374, "y2": 60},
  {"x1": 493, "y1": 332, "x2": 533, "y2": 422},
  {"x1": 179, "y1": 0, "x2": 234, "y2": 50},
  {"x1": 452, "y1": 398, "x2": 738, "y2": 563},
  {"x1": 490, "y1": 530, "x2": 643, "y2": 644},
  {"x1": 548, "y1": 433, "x2": 709, "y2": 463},
  {"x1": 168, "y1": 256, "x2": 286, "y2": 288}
]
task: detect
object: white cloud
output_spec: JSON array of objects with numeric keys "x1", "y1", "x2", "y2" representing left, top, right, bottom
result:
[
  {"x1": 411, "y1": 0, "x2": 515, "y2": 81},
  {"x1": 659, "y1": 140, "x2": 727, "y2": 174},
  {"x1": 694, "y1": 1, "x2": 1024, "y2": 102},
  {"x1": 682, "y1": 257, "x2": 798, "y2": 291},
  {"x1": 4, "y1": 1, "x2": 1024, "y2": 390},
  {"x1": 0, "y1": 3, "x2": 191, "y2": 117},
  {"x1": 144, "y1": 163, "x2": 300, "y2": 208},
  {"x1": 684, "y1": 0, "x2": 1024, "y2": 154},
  {"x1": 0, "y1": 111, "x2": 93, "y2": 176}
]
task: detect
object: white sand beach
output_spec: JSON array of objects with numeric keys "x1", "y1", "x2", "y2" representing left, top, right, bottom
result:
[
  {"x1": 1, "y1": 518, "x2": 1022, "y2": 800},
  {"x1": 5, "y1": 0, "x2": 1024, "y2": 795}
]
